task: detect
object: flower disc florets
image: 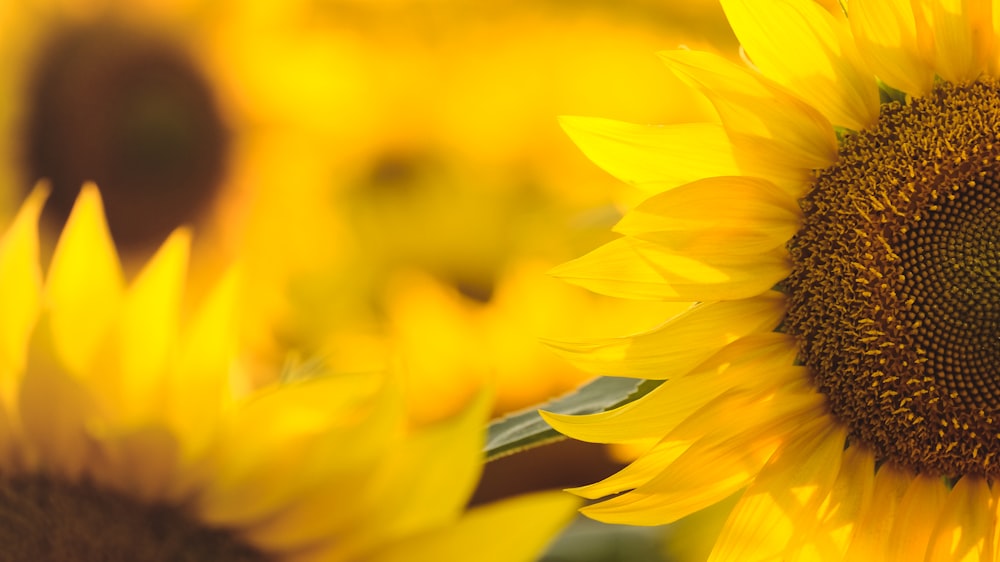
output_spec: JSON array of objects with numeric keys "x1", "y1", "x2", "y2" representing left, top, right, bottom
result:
[{"x1": 787, "y1": 79, "x2": 1000, "y2": 477}]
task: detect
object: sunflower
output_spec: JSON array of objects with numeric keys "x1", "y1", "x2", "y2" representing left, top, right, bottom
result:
[
  {"x1": 0, "y1": 184, "x2": 577, "y2": 560},
  {"x1": 543, "y1": 0, "x2": 1000, "y2": 559},
  {"x1": 232, "y1": 0, "x2": 732, "y2": 415}
]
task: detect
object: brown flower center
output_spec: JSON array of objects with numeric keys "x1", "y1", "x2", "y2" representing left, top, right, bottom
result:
[
  {"x1": 23, "y1": 23, "x2": 230, "y2": 252},
  {"x1": 787, "y1": 79, "x2": 1000, "y2": 477},
  {"x1": 0, "y1": 476, "x2": 271, "y2": 561}
]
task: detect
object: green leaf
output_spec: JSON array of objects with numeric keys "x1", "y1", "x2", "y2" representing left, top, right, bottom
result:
[{"x1": 485, "y1": 376, "x2": 662, "y2": 462}]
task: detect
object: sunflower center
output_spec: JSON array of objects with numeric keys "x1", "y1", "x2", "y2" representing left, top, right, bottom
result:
[
  {"x1": 786, "y1": 79, "x2": 1000, "y2": 478},
  {"x1": 0, "y1": 476, "x2": 271, "y2": 561},
  {"x1": 23, "y1": 24, "x2": 229, "y2": 251}
]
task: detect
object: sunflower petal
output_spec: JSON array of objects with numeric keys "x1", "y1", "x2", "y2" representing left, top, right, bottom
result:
[
  {"x1": 850, "y1": 0, "x2": 936, "y2": 96},
  {"x1": 542, "y1": 333, "x2": 801, "y2": 443},
  {"x1": 543, "y1": 293, "x2": 786, "y2": 379},
  {"x1": 45, "y1": 184, "x2": 124, "y2": 376},
  {"x1": 20, "y1": 319, "x2": 98, "y2": 480},
  {"x1": 109, "y1": 228, "x2": 190, "y2": 418},
  {"x1": 567, "y1": 438, "x2": 691, "y2": 500},
  {"x1": 0, "y1": 187, "x2": 46, "y2": 385},
  {"x1": 248, "y1": 392, "x2": 490, "y2": 557},
  {"x1": 559, "y1": 117, "x2": 741, "y2": 191},
  {"x1": 722, "y1": 0, "x2": 878, "y2": 130},
  {"x1": 582, "y1": 389, "x2": 827, "y2": 527},
  {"x1": 364, "y1": 492, "x2": 579, "y2": 562},
  {"x1": 550, "y1": 238, "x2": 688, "y2": 300},
  {"x1": 552, "y1": 236, "x2": 788, "y2": 302},
  {"x1": 195, "y1": 373, "x2": 393, "y2": 525},
  {"x1": 914, "y1": 0, "x2": 995, "y2": 83},
  {"x1": 616, "y1": 176, "x2": 800, "y2": 255},
  {"x1": 789, "y1": 444, "x2": 875, "y2": 560},
  {"x1": 843, "y1": 464, "x2": 916, "y2": 560},
  {"x1": 926, "y1": 476, "x2": 996, "y2": 562},
  {"x1": 660, "y1": 49, "x2": 837, "y2": 189},
  {"x1": 708, "y1": 418, "x2": 848, "y2": 562},
  {"x1": 163, "y1": 267, "x2": 239, "y2": 461},
  {"x1": 888, "y1": 473, "x2": 948, "y2": 562}
]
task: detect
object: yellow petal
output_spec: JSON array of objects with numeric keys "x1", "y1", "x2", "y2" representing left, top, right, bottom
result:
[
  {"x1": 549, "y1": 237, "x2": 686, "y2": 300},
  {"x1": 248, "y1": 392, "x2": 489, "y2": 557},
  {"x1": 163, "y1": 267, "x2": 239, "y2": 461},
  {"x1": 552, "y1": 236, "x2": 789, "y2": 302},
  {"x1": 110, "y1": 228, "x2": 191, "y2": 418},
  {"x1": 45, "y1": 184, "x2": 124, "y2": 376},
  {"x1": 888, "y1": 473, "x2": 948, "y2": 562},
  {"x1": 789, "y1": 444, "x2": 875, "y2": 560},
  {"x1": 708, "y1": 418, "x2": 848, "y2": 562},
  {"x1": 559, "y1": 117, "x2": 742, "y2": 191},
  {"x1": 926, "y1": 476, "x2": 995, "y2": 562},
  {"x1": 722, "y1": 0, "x2": 879, "y2": 130},
  {"x1": 543, "y1": 292, "x2": 786, "y2": 379},
  {"x1": 616, "y1": 176, "x2": 800, "y2": 255},
  {"x1": 362, "y1": 492, "x2": 579, "y2": 562},
  {"x1": 660, "y1": 49, "x2": 837, "y2": 191},
  {"x1": 635, "y1": 241, "x2": 790, "y2": 300},
  {"x1": 914, "y1": 0, "x2": 995, "y2": 83},
  {"x1": 0, "y1": 187, "x2": 46, "y2": 390},
  {"x1": 543, "y1": 333, "x2": 801, "y2": 443},
  {"x1": 849, "y1": 0, "x2": 936, "y2": 96},
  {"x1": 582, "y1": 389, "x2": 827, "y2": 526},
  {"x1": 844, "y1": 463, "x2": 913, "y2": 561},
  {"x1": 19, "y1": 318, "x2": 98, "y2": 480},
  {"x1": 568, "y1": 438, "x2": 692, "y2": 501},
  {"x1": 195, "y1": 373, "x2": 396, "y2": 526}
]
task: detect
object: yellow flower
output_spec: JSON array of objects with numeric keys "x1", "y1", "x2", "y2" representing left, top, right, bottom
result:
[
  {"x1": 0, "y1": 184, "x2": 576, "y2": 560},
  {"x1": 233, "y1": 0, "x2": 731, "y2": 415},
  {"x1": 0, "y1": 0, "x2": 351, "y2": 281},
  {"x1": 545, "y1": 1, "x2": 1000, "y2": 559}
]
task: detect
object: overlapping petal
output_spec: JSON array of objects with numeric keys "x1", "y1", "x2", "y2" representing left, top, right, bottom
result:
[
  {"x1": 0, "y1": 186, "x2": 577, "y2": 560},
  {"x1": 542, "y1": 334, "x2": 801, "y2": 443},
  {"x1": 543, "y1": 293, "x2": 786, "y2": 379},
  {"x1": 708, "y1": 418, "x2": 847, "y2": 562},
  {"x1": 660, "y1": 49, "x2": 837, "y2": 194},
  {"x1": 914, "y1": 0, "x2": 996, "y2": 83},
  {"x1": 559, "y1": 117, "x2": 740, "y2": 192},
  {"x1": 850, "y1": 0, "x2": 937, "y2": 96},
  {"x1": 722, "y1": 0, "x2": 879, "y2": 130}
]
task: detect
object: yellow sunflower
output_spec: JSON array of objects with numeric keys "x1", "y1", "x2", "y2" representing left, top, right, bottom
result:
[
  {"x1": 232, "y1": 0, "x2": 731, "y2": 415},
  {"x1": 544, "y1": 0, "x2": 1000, "y2": 559},
  {"x1": 0, "y1": 184, "x2": 576, "y2": 560}
]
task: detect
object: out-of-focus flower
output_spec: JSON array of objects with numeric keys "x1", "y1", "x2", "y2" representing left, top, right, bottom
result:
[
  {"x1": 0, "y1": 184, "x2": 577, "y2": 560},
  {"x1": 546, "y1": 0, "x2": 1000, "y2": 559},
  {"x1": 0, "y1": 1, "x2": 237, "y2": 253},
  {"x1": 230, "y1": 0, "x2": 735, "y2": 418}
]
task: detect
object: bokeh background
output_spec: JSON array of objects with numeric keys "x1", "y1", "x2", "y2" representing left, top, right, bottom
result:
[{"x1": 1, "y1": 1, "x2": 739, "y2": 559}]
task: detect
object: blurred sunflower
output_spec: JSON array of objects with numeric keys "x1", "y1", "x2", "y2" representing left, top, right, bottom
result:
[
  {"x1": 0, "y1": 184, "x2": 577, "y2": 560},
  {"x1": 545, "y1": 0, "x2": 1000, "y2": 559},
  {"x1": 231, "y1": 0, "x2": 734, "y2": 419},
  {"x1": 0, "y1": 0, "x2": 237, "y2": 254}
]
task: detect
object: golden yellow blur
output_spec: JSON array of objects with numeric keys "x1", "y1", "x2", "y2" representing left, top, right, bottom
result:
[
  {"x1": 0, "y1": 0, "x2": 736, "y2": 422},
  {"x1": 228, "y1": 0, "x2": 736, "y2": 422},
  {"x1": 0, "y1": 1, "x2": 739, "y2": 559}
]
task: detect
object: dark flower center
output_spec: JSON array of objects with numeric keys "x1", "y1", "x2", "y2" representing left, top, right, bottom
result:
[
  {"x1": 23, "y1": 23, "x2": 230, "y2": 252},
  {"x1": 0, "y1": 476, "x2": 270, "y2": 561},
  {"x1": 787, "y1": 79, "x2": 1000, "y2": 477}
]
